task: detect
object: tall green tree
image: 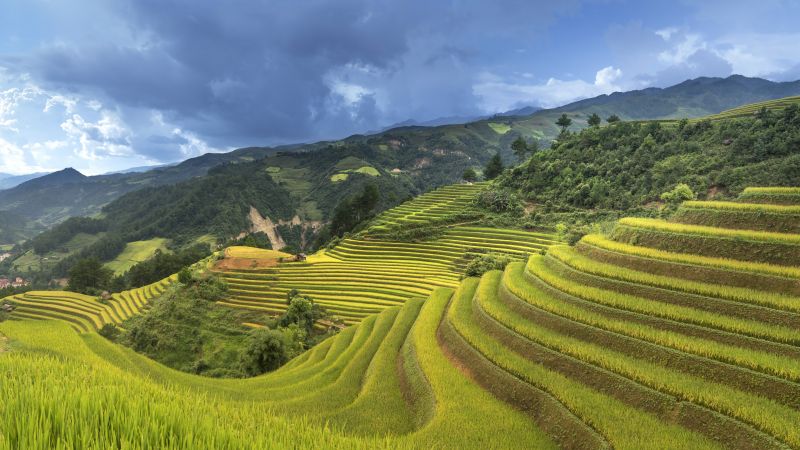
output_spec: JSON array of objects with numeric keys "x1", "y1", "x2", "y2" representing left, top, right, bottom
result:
[
  {"x1": 511, "y1": 136, "x2": 528, "y2": 161},
  {"x1": 606, "y1": 114, "x2": 620, "y2": 123},
  {"x1": 239, "y1": 328, "x2": 289, "y2": 376},
  {"x1": 484, "y1": 152, "x2": 504, "y2": 180},
  {"x1": 329, "y1": 183, "x2": 381, "y2": 236},
  {"x1": 587, "y1": 113, "x2": 601, "y2": 127},
  {"x1": 556, "y1": 114, "x2": 572, "y2": 132},
  {"x1": 462, "y1": 168, "x2": 478, "y2": 183},
  {"x1": 67, "y1": 258, "x2": 112, "y2": 294}
]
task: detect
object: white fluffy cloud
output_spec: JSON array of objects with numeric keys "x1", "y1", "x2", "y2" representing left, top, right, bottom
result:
[
  {"x1": 473, "y1": 66, "x2": 624, "y2": 112},
  {"x1": 60, "y1": 111, "x2": 133, "y2": 160},
  {"x1": 0, "y1": 137, "x2": 50, "y2": 174}
]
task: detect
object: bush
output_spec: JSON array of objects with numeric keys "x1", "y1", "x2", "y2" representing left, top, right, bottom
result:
[
  {"x1": 177, "y1": 267, "x2": 193, "y2": 284},
  {"x1": 464, "y1": 253, "x2": 514, "y2": 277},
  {"x1": 473, "y1": 189, "x2": 523, "y2": 215},
  {"x1": 98, "y1": 323, "x2": 120, "y2": 341},
  {"x1": 239, "y1": 328, "x2": 290, "y2": 376}
]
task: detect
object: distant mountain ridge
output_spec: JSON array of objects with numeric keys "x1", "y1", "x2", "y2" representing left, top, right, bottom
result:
[
  {"x1": 2, "y1": 74, "x2": 799, "y2": 238},
  {"x1": 0, "y1": 172, "x2": 51, "y2": 190},
  {"x1": 551, "y1": 75, "x2": 800, "y2": 119}
]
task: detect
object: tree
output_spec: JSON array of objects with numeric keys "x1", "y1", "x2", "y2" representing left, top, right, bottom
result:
[
  {"x1": 606, "y1": 114, "x2": 620, "y2": 123},
  {"x1": 98, "y1": 323, "x2": 120, "y2": 341},
  {"x1": 177, "y1": 267, "x2": 193, "y2": 284},
  {"x1": 484, "y1": 152, "x2": 504, "y2": 180},
  {"x1": 587, "y1": 113, "x2": 601, "y2": 127},
  {"x1": 556, "y1": 114, "x2": 572, "y2": 132},
  {"x1": 660, "y1": 183, "x2": 696, "y2": 206},
  {"x1": 329, "y1": 183, "x2": 381, "y2": 237},
  {"x1": 239, "y1": 328, "x2": 289, "y2": 376},
  {"x1": 528, "y1": 139, "x2": 539, "y2": 154},
  {"x1": 280, "y1": 295, "x2": 327, "y2": 332},
  {"x1": 67, "y1": 258, "x2": 112, "y2": 294},
  {"x1": 511, "y1": 136, "x2": 528, "y2": 161},
  {"x1": 462, "y1": 168, "x2": 478, "y2": 183}
]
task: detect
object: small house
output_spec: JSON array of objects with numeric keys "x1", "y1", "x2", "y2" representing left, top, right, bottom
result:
[{"x1": 294, "y1": 253, "x2": 307, "y2": 262}]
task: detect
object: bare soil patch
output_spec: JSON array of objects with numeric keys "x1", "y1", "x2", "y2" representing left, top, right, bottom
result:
[{"x1": 214, "y1": 258, "x2": 280, "y2": 271}]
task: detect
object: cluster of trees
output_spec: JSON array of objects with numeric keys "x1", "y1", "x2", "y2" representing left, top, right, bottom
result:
[
  {"x1": 67, "y1": 244, "x2": 212, "y2": 294},
  {"x1": 118, "y1": 273, "x2": 333, "y2": 378},
  {"x1": 502, "y1": 104, "x2": 800, "y2": 211},
  {"x1": 239, "y1": 290, "x2": 330, "y2": 376},
  {"x1": 27, "y1": 217, "x2": 107, "y2": 254},
  {"x1": 328, "y1": 184, "x2": 380, "y2": 237}
]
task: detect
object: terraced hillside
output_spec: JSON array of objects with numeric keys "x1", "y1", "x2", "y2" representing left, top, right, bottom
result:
[
  {"x1": 213, "y1": 183, "x2": 561, "y2": 324},
  {"x1": 369, "y1": 182, "x2": 486, "y2": 230},
  {"x1": 1, "y1": 185, "x2": 799, "y2": 448},
  {"x1": 4, "y1": 275, "x2": 176, "y2": 333}
]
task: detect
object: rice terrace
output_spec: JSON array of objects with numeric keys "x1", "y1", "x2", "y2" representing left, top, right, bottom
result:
[{"x1": 1, "y1": 1, "x2": 800, "y2": 449}]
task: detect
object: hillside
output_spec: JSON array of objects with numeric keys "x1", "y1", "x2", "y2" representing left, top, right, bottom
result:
[
  {"x1": 2, "y1": 75, "x2": 798, "y2": 243},
  {"x1": 1, "y1": 182, "x2": 799, "y2": 448},
  {"x1": 502, "y1": 96, "x2": 800, "y2": 215},
  {"x1": 4, "y1": 80, "x2": 800, "y2": 284}
]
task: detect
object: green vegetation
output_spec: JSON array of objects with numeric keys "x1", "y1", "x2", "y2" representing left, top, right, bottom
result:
[
  {"x1": 487, "y1": 122, "x2": 511, "y2": 134},
  {"x1": 2, "y1": 181, "x2": 800, "y2": 448},
  {"x1": 105, "y1": 238, "x2": 170, "y2": 275},
  {"x1": 483, "y1": 152, "x2": 504, "y2": 180},
  {"x1": 502, "y1": 104, "x2": 800, "y2": 213},
  {"x1": 5, "y1": 95, "x2": 800, "y2": 448}
]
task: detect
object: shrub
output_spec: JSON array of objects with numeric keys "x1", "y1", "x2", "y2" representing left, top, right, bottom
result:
[
  {"x1": 239, "y1": 328, "x2": 290, "y2": 376},
  {"x1": 98, "y1": 323, "x2": 120, "y2": 341},
  {"x1": 464, "y1": 253, "x2": 514, "y2": 277},
  {"x1": 473, "y1": 189, "x2": 523, "y2": 215}
]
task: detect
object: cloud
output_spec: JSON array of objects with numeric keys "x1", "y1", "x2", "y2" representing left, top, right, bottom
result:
[
  {"x1": 0, "y1": 137, "x2": 50, "y2": 174},
  {"x1": 655, "y1": 27, "x2": 679, "y2": 41},
  {"x1": 60, "y1": 110, "x2": 133, "y2": 160},
  {"x1": 7, "y1": 0, "x2": 579, "y2": 150},
  {"x1": 473, "y1": 66, "x2": 624, "y2": 112},
  {"x1": 0, "y1": 85, "x2": 40, "y2": 132}
]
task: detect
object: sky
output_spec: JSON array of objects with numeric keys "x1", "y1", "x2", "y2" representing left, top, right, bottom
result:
[{"x1": 1, "y1": 0, "x2": 799, "y2": 175}]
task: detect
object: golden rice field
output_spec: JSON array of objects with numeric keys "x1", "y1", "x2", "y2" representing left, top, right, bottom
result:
[{"x1": 1, "y1": 184, "x2": 799, "y2": 448}]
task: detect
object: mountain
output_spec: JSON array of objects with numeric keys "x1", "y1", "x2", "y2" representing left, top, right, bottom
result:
[
  {"x1": 373, "y1": 114, "x2": 486, "y2": 132},
  {"x1": 493, "y1": 105, "x2": 542, "y2": 117},
  {"x1": 103, "y1": 163, "x2": 176, "y2": 175},
  {"x1": 0, "y1": 147, "x2": 290, "y2": 229},
  {"x1": 0, "y1": 172, "x2": 51, "y2": 190},
  {"x1": 551, "y1": 75, "x2": 800, "y2": 120},
  {"x1": 4, "y1": 75, "x2": 800, "y2": 255}
]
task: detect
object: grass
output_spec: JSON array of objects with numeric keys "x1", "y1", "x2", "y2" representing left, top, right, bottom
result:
[
  {"x1": 613, "y1": 218, "x2": 800, "y2": 265},
  {"x1": 7, "y1": 275, "x2": 177, "y2": 332},
  {"x1": 354, "y1": 166, "x2": 380, "y2": 176},
  {"x1": 548, "y1": 244, "x2": 800, "y2": 313},
  {"x1": 482, "y1": 269, "x2": 800, "y2": 448},
  {"x1": 618, "y1": 217, "x2": 800, "y2": 244},
  {"x1": 681, "y1": 200, "x2": 800, "y2": 213},
  {"x1": 105, "y1": 238, "x2": 170, "y2": 275},
  {"x1": 450, "y1": 272, "x2": 719, "y2": 449},
  {"x1": 330, "y1": 173, "x2": 349, "y2": 182},
  {"x1": 528, "y1": 255, "x2": 800, "y2": 344},
  {"x1": 6, "y1": 182, "x2": 800, "y2": 448},
  {"x1": 487, "y1": 122, "x2": 512, "y2": 134},
  {"x1": 581, "y1": 233, "x2": 800, "y2": 279}
]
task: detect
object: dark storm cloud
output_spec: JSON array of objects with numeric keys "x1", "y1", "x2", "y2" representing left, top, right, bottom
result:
[{"x1": 16, "y1": 0, "x2": 577, "y2": 149}]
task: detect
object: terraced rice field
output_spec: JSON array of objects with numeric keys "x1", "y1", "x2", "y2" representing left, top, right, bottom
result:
[
  {"x1": 1, "y1": 185, "x2": 798, "y2": 448},
  {"x1": 370, "y1": 182, "x2": 486, "y2": 230},
  {"x1": 214, "y1": 183, "x2": 560, "y2": 324},
  {"x1": 4, "y1": 275, "x2": 176, "y2": 333}
]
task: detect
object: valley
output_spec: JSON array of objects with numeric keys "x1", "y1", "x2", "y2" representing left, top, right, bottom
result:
[{"x1": 0, "y1": 88, "x2": 799, "y2": 449}]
